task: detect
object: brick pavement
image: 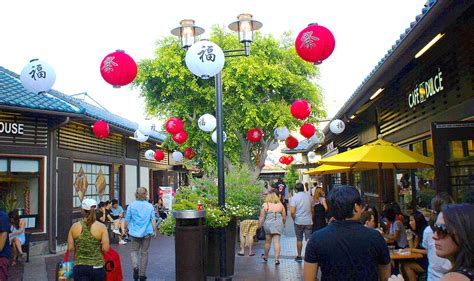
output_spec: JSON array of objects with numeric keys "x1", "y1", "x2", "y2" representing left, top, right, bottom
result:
[{"x1": 11, "y1": 216, "x2": 309, "y2": 281}]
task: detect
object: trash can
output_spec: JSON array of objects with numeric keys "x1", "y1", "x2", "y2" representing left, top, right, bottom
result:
[{"x1": 173, "y1": 210, "x2": 206, "y2": 281}]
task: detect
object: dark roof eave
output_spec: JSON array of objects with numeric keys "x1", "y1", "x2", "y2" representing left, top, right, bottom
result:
[{"x1": 0, "y1": 104, "x2": 82, "y2": 118}]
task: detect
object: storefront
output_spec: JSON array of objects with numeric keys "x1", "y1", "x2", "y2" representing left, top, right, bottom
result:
[
  {"x1": 315, "y1": 1, "x2": 473, "y2": 206},
  {"x1": 0, "y1": 66, "x2": 182, "y2": 253}
]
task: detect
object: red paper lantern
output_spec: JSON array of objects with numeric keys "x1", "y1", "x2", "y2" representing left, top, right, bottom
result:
[
  {"x1": 154, "y1": 150, "x2": 165, "y2": 161},
  {"x1": 100, "y1": 50, "x2": 138, "y2": 88},
  {"x1": 246, "y1": 128, "x2": 263, "y2": 143},
  {"x1": 279, "y1": 156, "x2": 288, "y2": 165},
  {"x1": 93, "y1": 120, "x2": 110, "y2": 139},
  {"x1": 286, "y1": 155, "x2": 294, "y2": 164},
  {"x1": 295, "y1": 23, "x2": 335, "y2": 64},
  {"x1": 291, "y1": 100, "x2": 312, "y2": 120},
  {"x1": 285, "y1": 135, "x2": 299, "y2": 149},
  {"x1": 165, "y1": 117, "x2": 184, "y2": 134},
  {"x1": 300, "y1": 123, "x2": 316, "y2": 138},
  {"x1": 183, "y1": 147, "x2": 197, "y2": 159},
  {"x1": 172, "y1": 130, "x2": 188, "y2": 144}
]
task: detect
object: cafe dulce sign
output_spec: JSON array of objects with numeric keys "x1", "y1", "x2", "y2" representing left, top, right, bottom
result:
[
  {"x1": 0, "y1": 121, "x2": 25, "y2": 135},
  {"x1": 408, "y1": 68, "x2": 444, "y2": 108}
]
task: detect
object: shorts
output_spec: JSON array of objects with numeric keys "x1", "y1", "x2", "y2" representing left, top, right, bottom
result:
[
  {"x1": 240, "y1": 220, "x2": 259, "y2": 238},
  {"x1": 73, "y1": 265, "x2": 105, "y2": 281},
  {"x1": 294, "y1": 224, "x2": 312, "y2": 241}
]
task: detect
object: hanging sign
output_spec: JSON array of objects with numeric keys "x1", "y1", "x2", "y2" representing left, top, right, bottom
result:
[
  {"x1": 408, "y1": 68, "x2": 444, "y2": 108},
  {"x1": 0, "y1": 122, "x2": 24, "y2": 135}
]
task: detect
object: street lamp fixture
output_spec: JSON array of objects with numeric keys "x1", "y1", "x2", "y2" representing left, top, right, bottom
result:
[{"x1": 172, "y1": 14, "x2": 262, "y2": 281}]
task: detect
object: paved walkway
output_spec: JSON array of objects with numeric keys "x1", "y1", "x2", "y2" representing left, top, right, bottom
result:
[{"x1": 10, "y1": 216, "x2": 309, "y2": 281}]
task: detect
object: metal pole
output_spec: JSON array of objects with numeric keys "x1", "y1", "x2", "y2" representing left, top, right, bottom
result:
[{"x1": 214, "y1": 71, "x2": 229, "y2": 280}]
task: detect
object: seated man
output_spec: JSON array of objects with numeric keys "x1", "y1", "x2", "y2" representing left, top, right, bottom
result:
[
  {"x1": 361, "y1": 210, "x2": 376, "y2": 229},
  {"x1": 110, "y1": 199, "x2": 128, "y2": 245}
]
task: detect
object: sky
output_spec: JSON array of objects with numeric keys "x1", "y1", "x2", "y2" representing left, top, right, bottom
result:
[{"x1": 1, "y1": 0, "x2": 427, "y2": 125}]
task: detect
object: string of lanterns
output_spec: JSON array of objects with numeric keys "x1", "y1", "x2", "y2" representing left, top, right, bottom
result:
[{"x1": 18, "y1": 22, "x2": 344, "y2": 168}]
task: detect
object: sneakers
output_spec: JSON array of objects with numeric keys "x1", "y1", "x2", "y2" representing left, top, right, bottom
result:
[
  {"x1": 294, "y1": 256, "x2": 303, "y2": 262},
  {"x1": 133, "y1": 267, "x2": 139, "y2": 281},
  {"x1": 119, "y1": 239, "x2": 127, "y2": 245},
  {"x1": 112, "y1": 229, "x2": 122, "y2": 235}
]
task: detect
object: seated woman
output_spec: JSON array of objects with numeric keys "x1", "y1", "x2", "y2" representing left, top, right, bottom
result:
[
  {"x1": 8, "y1": 210, "x2": 26, "y2": 266},
  {"x1": 383, "y1": 207, "x2": 408, "y2": 249},
  {"x1": 401, "y1": 211, "x2": 428, "y2": 281}
]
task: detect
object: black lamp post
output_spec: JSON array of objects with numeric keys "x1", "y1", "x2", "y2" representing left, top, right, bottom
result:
[{"x1": 171, "y1": 14, "x2": 262, "y2": 281}]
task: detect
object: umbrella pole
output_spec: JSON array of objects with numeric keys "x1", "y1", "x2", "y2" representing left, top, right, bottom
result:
[{"x1": 377, "y1": 163, "x2": 383, "y2": 223}]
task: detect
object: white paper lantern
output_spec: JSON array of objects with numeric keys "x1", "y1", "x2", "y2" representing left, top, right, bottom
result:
[
  {"x1": 138, "y1": 120, "x2": 155, "y2": 136},
  {"x1": 134, "y1": 129, "x2": 149, "y2": 143},
  {"x1": 330, "y1": 119, "x2": 345, "y2": 134},
  {"x1": 211, "y1": 130, "x2": 227, "y2": 143},
  {"x1": 268, "y1": 140, "x2": 279, "y2": 151},
  {"x1": 311, "y1": 130, "x2": 325, "y2": 144},
  {"x1": 274, "y1": 127, "x2": 289, "y2": 141},
  {"x1": 185, "y1": 40, "x2": 225, "y2": 79},
  {"x1": 307, "y1": 151, "x2": 317, "y2": 162},
  {"x1": 198, "y1": 114, "x2": 216, "y2": 132},
  {"x1": 20, "y1": 59, "x2": 56, "y2": 93},
  {"x1": 144, "y1": 149, "x2": 155, "y2": 160},
  {"x1": 172, "y1": 151, "x2": 184, "y2": 162}
]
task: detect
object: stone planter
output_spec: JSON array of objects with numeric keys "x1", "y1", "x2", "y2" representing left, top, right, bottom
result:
[{"x1": 206, "y1": 218, "x2": 237, "y2": 278}]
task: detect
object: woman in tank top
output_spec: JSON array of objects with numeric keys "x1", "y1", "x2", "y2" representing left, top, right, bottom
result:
[{"x1": 67, "y1": 198, "x2": 110, "y2": 281}]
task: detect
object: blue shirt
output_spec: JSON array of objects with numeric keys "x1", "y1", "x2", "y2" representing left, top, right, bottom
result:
[
  {"x1": 125, "y1": 200, "x2": 155, "y2": 238},
  {"x1": 111, "y1": 205, "x2": 124, "y2": 217},
  {"x1": 0, "y1": 210, "x2": 11, "y2": 258},
  {"x1": 305, "y1": 220, "x2": 390, "y2": 281}
]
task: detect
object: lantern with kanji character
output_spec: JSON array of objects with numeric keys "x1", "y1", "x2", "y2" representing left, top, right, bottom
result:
[
  {"x1": 329, "y1": 119, "x2": 345, "y2": 134},
  {"x1": 165, "y1": 117, "x2": 184, "y2": 134},
  {"x1": 144, "y1": 149, "x2": 155, "y2": 160},
  {"x1": 138, "y1": 120, "x2": 155, "y2": 136},
  {"x1": 20, "y1": 59, "x2": 56, "y2": 93},
  {"x1": 307, "y1": 151, "x2": 317, "y2": 162},
  {"x1": 212, "y1": 130, "x2": 227, "y2": 143},
  {"x1": 291, "y1": 100, "x2": 312, "y2": 120},
  {"x1": 185, "y1": 40, "x2": 225, "y2": 79},
  {"x1": 93, "y1": 120, "x2": 110, "y2": 139},
  {"x1": 295, "y1": 23, "x2": 335, "y2": 65},
  {"x1": 247, "y1": 128, "x2": 263, "y2": 143},
  {"x1": 154, "y1": 150, "x2": 165, "y2": 161},
  {"x1": 198, "y1": 113, "x2": 216, "y2": 132},
  {"x1": 300, "y1": 123, "x2": 316, "y2": 138},
  {"x1": 274, "y1": 127, "x2": 289, "y2": 141},
  {"x1": 100, "y1": 50, "x2": 138, "y2": 88},
  {"x1": 285, "y1": 135, "x2": 299, "y2": 149},
  {"x1": 172, "y1": 130, "x2": 188, "y2": 144},
  {"x1": 134, "y1": 129, "x2": 149, "y2": 143}
]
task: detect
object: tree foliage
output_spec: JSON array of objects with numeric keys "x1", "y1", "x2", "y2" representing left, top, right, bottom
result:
[{"x1": 134, "y1": 26, "x2": 325, "y2": 172}]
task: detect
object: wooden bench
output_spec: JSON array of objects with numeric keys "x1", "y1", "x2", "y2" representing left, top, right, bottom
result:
[{"x1": 19, "y1": 214, "x2": 38, "y2": 263}]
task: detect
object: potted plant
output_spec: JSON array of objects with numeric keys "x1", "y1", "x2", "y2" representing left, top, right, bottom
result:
[{"x1": 159, "y1": 164, "x2": 264, "y2": 277}]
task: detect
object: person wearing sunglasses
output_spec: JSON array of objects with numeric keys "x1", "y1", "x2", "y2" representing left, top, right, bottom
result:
[{"x1": 433, "y1": 204, "x2": 474, "y2": 281}]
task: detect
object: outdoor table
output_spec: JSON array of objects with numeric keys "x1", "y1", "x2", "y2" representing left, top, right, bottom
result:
[{"x1": 390, "y1": 250, "x2": 424, "y2": 260}]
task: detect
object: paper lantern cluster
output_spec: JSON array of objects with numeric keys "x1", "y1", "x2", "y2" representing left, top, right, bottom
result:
[
  {"x1": 185, "y1": 40, "x2": 225, "y2": 79},
  {"x1": 20, "y1": 59, "x2": 56, "y2": 93},
  {"x1": 295, "y1": 23, "x2": 335, "y2": 65},
  {"x1": 279, "y1": 155, "x2": 294, "y2": 165},
  {"x1": 100, "y1": 50, "x2": 138, "y2": 88}
]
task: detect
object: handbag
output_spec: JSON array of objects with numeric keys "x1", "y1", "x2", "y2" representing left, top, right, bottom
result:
[
  {"x1": 56, "y1": 250, "x2": 74, "y2": 280},
  {"x1": 103, "y1": 247, "x2": 123, "y2": 281},
  {"x1": 256, "y1": 227, "x2": 266, "y2": 240}
]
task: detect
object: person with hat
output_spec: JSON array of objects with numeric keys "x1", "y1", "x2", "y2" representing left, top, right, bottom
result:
[{"x1": 67, "y1": 198, "x2": 110, "y2": 280}]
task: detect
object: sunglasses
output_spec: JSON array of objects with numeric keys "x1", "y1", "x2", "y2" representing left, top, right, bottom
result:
[{"x1": 432, "y1": 223, "x2": 449, "y2": 239}]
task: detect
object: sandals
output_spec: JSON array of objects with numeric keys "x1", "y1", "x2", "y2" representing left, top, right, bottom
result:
[
  {"x1": 237, "y1": 252, "x2": 244, "y2": 256},
  {"x1": 275, "y1": 260, "x2": 280, "y2": 265},
  {"x1": 249, "y1": 252, "x2": 255, "y2": 256},
  {"x1": 261, "y1": 254, "x2": 268, "y2": 262}
]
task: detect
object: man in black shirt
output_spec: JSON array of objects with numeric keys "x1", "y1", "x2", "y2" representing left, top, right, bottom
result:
[{"x1": 304, "y1": 185, "x2": 391, "y2": 281}]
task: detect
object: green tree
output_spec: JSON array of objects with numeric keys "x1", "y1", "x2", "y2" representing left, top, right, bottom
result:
[{"x1": 134, "y1": 26, "x2": 325, "y2": 173}]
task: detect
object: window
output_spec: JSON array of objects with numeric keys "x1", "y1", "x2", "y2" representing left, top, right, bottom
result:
[
  {"x1": 113, "y1": 166, "x2": 121, "y2": 204},
  {"x1": 73, "y1": 162, "x2": 110, "y2": 208},
  {"x1": 0, "y1": 158, "x2": 42, "y2": 228}
]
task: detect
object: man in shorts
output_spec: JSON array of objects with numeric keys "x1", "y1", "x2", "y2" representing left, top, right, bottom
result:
[{"x1": 290, "y1": 183, "x2": 313, "y2": 262}]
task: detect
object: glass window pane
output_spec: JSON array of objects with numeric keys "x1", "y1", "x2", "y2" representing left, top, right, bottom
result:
[
  {"x1": 10, "y1": 159, "x2": 39, "y2": 173},
  {"x1": 449, "y1": 141, "x2": 464, "y2": 161},
  {"x1": 426, "y1": 138, "x2": 434, "y2": 157},
  {"x1": 0, "y1": 159, "x2": 7, "y2": 172},
  {"x1": 412, "y1": 141, "x2": 423, "y2": 155}
]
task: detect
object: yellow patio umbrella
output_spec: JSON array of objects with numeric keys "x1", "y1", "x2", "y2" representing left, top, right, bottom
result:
[
  {"x1": 305, "y1": 164, "x2": 360, "y2": 175},
  {"x1": 319, "y1": 135, "x2": 434, "y2": 217}
]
